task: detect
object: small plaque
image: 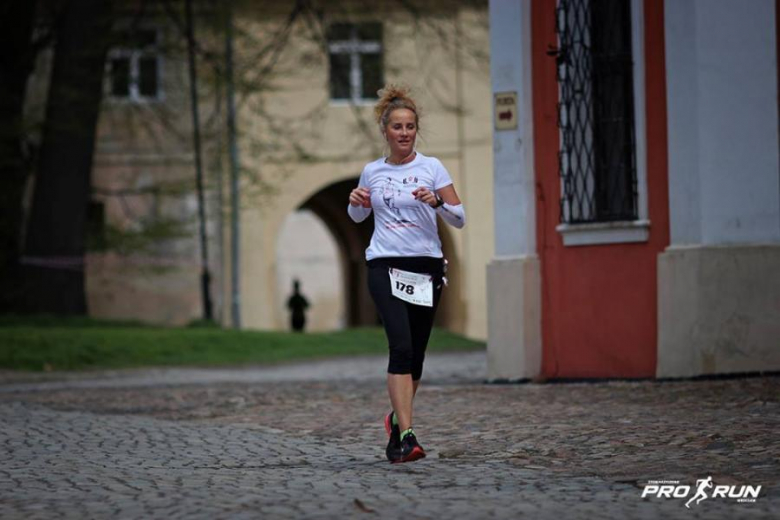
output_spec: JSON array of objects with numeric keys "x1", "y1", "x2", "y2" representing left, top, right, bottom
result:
[{"x1": 494, "y1": 91, "x2": 518, "y2": 131}]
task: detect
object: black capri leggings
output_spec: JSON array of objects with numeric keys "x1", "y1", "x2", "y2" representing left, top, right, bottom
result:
[{"x1": 367, "y1": 256, "x2": 445, "y2": 380}]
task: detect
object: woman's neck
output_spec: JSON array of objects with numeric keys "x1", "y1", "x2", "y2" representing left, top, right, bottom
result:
[{"x1": 386, "y1": 150, "x2": 416, "y2": 165}]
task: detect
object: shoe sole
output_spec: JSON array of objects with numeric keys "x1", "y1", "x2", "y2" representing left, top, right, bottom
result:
[{"x1": 391, "y1": 446, "x2": 426, "y2": 464}]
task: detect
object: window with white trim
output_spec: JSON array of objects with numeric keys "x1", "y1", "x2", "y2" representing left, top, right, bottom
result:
[
  {"x1": 552, "y1": 0, "x2": 649, "y2": 246},
  {"x1": 327, "y1": 23, "x2": 383, "y2": 102},
  {"x1": 106, "y1": 28, "x2": 162, "y2": 102}
]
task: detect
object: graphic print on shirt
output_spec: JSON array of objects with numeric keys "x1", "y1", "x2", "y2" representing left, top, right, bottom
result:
[
  {"x1": 381, "y1": 176, "x2": 416, "y2": 226},
  {"x1": 359, "y1": 153, "x2": 453, "y2": 261}
]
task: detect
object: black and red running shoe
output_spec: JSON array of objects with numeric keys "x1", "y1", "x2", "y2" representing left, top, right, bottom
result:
[
  {"x1": 393, "y1": 430, "x2": 426, "y2": 464},
  {"x1": 384, "y1": 411, "x2": 400, "y2": 439},
  {"x1": 384, "y1": 411, "x2": 401, "y2": 461}
]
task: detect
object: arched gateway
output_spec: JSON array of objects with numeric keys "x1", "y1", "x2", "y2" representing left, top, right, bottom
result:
[{"x1": 268, "y1": 178, "x2": 461, "y2": 330}]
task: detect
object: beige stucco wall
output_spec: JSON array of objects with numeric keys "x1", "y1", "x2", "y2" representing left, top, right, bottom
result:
[
  {"x1": 228, "y1": 3, "x2": 493, "y2": 339},
  {"x1": 85, "y1": 19, "x2": 221, "y2": 326},
  {"x1": 77, "y1": 2, "x2": 492, "y2": 338}
]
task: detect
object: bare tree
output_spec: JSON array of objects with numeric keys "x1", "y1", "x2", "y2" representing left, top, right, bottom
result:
[
  {"x1": 0, "y1": 1, "x2": 39, "y2": 311},
  {"x1": 3, "y1": 0, "x2": 488, "y2": 317},
  {"x1": 21, "y1": 0, "x2": 115, "y2": 314}
]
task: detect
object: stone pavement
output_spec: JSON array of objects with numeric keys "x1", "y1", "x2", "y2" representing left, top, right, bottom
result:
[{"x1": 0, "y1": 352, "x2": 778, "y2": 519}]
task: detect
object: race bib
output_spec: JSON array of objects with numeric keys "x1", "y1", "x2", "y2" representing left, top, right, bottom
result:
[{"x1": 388, "y1": 268, "x2": 433, "y2": 307}]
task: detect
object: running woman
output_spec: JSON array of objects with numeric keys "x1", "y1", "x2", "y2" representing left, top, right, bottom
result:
[{"x1": 347, "y1": 85, "x2": 466, "y2": 463}]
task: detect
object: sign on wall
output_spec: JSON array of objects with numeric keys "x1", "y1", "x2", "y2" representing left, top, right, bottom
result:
[{"x1": 494, "y1": 91, "x2": 518, "y2": 131}]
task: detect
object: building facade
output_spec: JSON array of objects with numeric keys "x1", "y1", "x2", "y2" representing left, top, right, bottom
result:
[
  {"x1": 488, "y1": 0, "x2": 780, "y2": 379},
  {"x1": 52, "y1": 1, "x2": 494, "y2": 337}
]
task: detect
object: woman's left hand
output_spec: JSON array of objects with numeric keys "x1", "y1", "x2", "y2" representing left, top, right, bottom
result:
[{"x1": 412, "y1": 187, "x2": 438, "y2": 208}]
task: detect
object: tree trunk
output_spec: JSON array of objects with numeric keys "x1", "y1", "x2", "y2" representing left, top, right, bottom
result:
[
  {"x1": 22, "y1": 0, "x2": 114, "y2": 314},
  {"x1": 0, "y1": 1, "x2": 38, "y2": 312}
]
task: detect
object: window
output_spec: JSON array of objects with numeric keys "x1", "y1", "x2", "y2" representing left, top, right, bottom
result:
[
  {"x1": 554, "y1": 0, "x2": 637, "y2": 224},
  {"x1": 328, "y1": 23, "x2": 383, "y2": 102},
  {"x1": 106, "y1": 28, "x2": 162, "y2": 102}
]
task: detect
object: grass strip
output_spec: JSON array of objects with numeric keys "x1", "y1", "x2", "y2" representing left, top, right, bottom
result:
[{"x1": 0, "y1": 317, "x2": 484, "y2": 372}]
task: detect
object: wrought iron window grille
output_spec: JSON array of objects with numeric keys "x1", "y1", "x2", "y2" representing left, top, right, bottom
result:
[{"x1": 552, "y1": 0, "x2": 638, "y2": 224}]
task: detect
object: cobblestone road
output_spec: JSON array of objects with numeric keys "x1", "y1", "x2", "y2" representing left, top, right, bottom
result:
[{"x1": 1, "y1": 352, "x2": 778, "y2": 519}]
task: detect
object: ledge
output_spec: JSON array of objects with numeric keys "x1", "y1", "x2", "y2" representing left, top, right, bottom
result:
[{"x1": 556, "y1": 219, "x2": 651, "y2": 247}]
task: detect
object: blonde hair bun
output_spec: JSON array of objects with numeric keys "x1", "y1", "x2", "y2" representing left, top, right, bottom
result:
[{"x1": 375, "y1": 84, "x2": 420, "y2": 129}]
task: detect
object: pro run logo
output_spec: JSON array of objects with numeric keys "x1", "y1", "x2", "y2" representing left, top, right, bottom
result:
[{"x1": 641, "y1": 477, "x2": 761, "y2": 508}]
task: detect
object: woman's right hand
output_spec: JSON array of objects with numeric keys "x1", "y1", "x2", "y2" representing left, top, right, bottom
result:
[{"x1": 349, "y1": 187, "x2": 371, "y2": 207}]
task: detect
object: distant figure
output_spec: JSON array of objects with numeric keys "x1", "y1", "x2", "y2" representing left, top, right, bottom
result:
[{"x1": 286, "y1": 279, "x2": 310, "y2": 332}]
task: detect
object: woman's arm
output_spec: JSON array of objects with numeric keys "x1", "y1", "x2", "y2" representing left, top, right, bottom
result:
[
  {"x1": 412, "y1": 184, "x2": 466, "y2": 229},
  {"x1": 347, "y1": 186, "x2": 372, "y2": 223}
]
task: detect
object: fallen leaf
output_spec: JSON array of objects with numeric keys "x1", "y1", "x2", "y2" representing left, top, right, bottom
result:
[{"x1": 354, "y1": 498, "x2": 374, "y2": 513}]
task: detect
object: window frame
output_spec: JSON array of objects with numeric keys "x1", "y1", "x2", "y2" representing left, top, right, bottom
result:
[
  {"x1": 555, "y1": 0, "x2": 649, "y2": 246},
  {"x1": 327, "y1": 22, "x2": 383, "y2": 105},
  {"x1": 105, "y1": 26, "x2": 164, "y2": 104}
]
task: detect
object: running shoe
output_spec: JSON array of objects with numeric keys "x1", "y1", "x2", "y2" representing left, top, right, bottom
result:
[
  {"x1": 393, "y1": 430, "x2": 426, "y2": 463},
  {"x1": 384, "y1": 411, "x2": 401, "y2": 461},
  {"x1": 386, "y1": 435, "x2": 402, "y2": 462},
  {"x1": 384, "y1": 411, "x2": 400, "y2": 439}
]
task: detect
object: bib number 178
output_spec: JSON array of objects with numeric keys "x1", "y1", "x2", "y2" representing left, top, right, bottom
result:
[
  {"x1": 388, "y1": 268, "x2": 433, "y2": 307},
  {"x1": 395, "y1": 281, "x2": 415, "y2": 295}
]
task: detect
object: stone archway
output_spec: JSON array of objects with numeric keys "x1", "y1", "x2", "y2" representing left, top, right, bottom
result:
[{"x1": 299, "y1": 178, "x2": 376, "y2": 327}]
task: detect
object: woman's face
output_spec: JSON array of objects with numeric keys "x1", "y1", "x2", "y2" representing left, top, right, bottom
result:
[{"x1": 385, "y1": 108, "x2": 417, "y2": 158}]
